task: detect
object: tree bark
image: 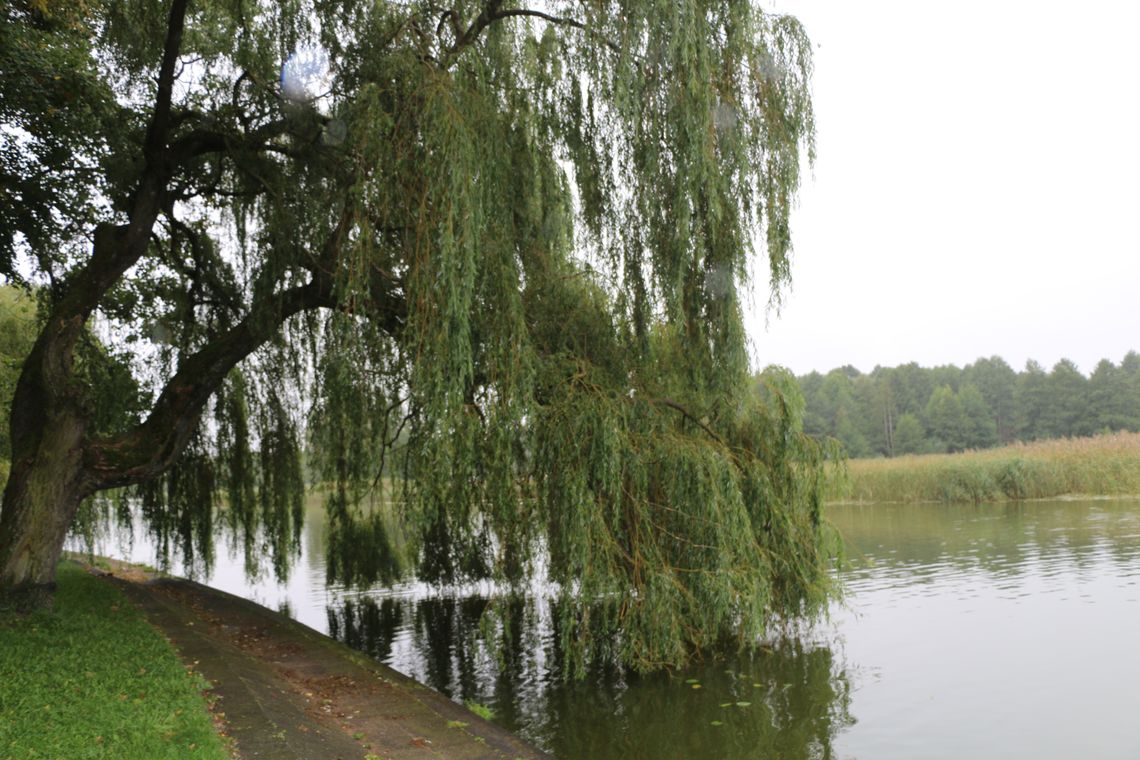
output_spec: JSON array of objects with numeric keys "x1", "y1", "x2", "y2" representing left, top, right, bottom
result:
[
  {"x1": 0, "y1": 396, "x2": 89, "y2": 607},
  {"x1": 0, "y1": 270, "x2": 99, "y2": 606}
]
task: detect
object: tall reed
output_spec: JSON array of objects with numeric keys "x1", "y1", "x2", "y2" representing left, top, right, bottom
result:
[{"x1": 831, "y1": 432, "x2": 1140, "y2": 504}]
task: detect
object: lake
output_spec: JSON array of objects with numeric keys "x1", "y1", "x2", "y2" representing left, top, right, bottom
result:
[{"x1": 76, "y1": 498, "x2": 1140, "y2": 759}]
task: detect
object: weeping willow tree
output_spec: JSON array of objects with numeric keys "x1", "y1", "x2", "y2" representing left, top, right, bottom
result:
[{"x1": 0, "y1": 0, "x2": 838, "y2": 668}]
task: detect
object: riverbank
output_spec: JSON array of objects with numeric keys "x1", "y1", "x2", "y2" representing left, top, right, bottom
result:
[
  {"x1": 832, "y1": 431, "x2": 1140, "y2": 504},
  {"x1": 3, "y1": 558, "x2": 548, "y2": 759}
]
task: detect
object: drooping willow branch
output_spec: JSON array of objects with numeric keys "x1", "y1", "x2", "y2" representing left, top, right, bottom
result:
[
  {"x1": 445, "y1": 1, "x2": 621, "y2": 63},
  {"x1": 650, "y1": 398, "x2": 726, "y2": 446}
]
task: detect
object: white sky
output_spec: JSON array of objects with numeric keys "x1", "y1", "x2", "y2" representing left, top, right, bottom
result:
[{"x1": 748, "y1": 0, "x2": 1140, "y2": 376}]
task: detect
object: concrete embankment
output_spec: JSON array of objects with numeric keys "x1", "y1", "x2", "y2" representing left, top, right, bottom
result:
[{"x1": 99, "y1": 563, "x2": 548, "y2": 759}]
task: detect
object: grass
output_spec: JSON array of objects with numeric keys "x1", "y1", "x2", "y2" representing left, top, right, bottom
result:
[
  {"x1": 0, "y1": 562, "x2": 230, "y2": 759},
  {"x1": 465, "y1": 699, "x2": 495, "y2": 721},
  {"x1": 832, "y1": 431, "x2": 1140, "y2": 504}
]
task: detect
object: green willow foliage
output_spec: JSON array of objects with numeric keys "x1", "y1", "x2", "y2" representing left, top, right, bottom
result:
[{"x1": 3, "y1": 0, "x2": 837, "y2": 670}]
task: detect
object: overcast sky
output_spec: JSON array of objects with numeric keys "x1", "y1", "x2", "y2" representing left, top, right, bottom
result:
[{"x1": 747, "y1": 0, "x2": 1140, "y2": 377}]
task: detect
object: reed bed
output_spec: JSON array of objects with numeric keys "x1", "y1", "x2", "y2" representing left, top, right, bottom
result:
[{"x1": 831, "y1": 431, "x2": 1140, "y2": 504}]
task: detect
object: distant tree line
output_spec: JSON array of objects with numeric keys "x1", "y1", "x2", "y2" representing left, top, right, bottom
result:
[{"x1": 794, "y1": 354, "x2": 1140, "y2": 457}]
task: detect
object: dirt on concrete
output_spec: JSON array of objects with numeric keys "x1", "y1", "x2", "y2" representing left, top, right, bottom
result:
[{"x1": 91, "y1": 560, "x2": 548, "y2": 760}]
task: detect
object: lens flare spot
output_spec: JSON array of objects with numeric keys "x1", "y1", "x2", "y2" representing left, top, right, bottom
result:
[{"x1": 281, "y1": 46, "x2": 331, "y2": 103}]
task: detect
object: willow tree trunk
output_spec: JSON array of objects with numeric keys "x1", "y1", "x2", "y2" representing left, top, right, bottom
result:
[
  {"x1": 0, "y1": 0, "x2": 230, "y2": 608},
  {"x1": 0, "y1": 330, "x2": 92, "y2": 607},
  {"x1": 0, "y1": 424, "x2": 87, "y2": 607},
  {"x1": 0, "y1": 0, "x2": 184, "y2": 603}
]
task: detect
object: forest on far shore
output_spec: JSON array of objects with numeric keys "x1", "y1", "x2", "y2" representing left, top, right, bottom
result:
[{"x1": 794, "y1": 354, "x2": 1140, "y2": 458}]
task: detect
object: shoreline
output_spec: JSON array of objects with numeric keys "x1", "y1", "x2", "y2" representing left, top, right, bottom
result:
[
  {"x1": 84, "y1": 556, "x2": 549, "y2": 759},
  {"x1": 826, "y1": 492, "x2": 1140, "y2": 507}
]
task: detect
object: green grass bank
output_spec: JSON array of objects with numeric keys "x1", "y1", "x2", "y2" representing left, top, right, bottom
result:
[
  {"x1": 831, "y1": 431, "x2": 1140, "y2": 504},
  {"x1": 0, "y1": 562, "x2": 230, "y2": 759}
]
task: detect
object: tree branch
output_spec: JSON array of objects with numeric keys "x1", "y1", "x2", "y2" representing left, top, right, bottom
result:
[
  {"x1": 168, "y1": 118, "x2": 292, "y2": 164},
  {"x1": 144, "y1": 0, "x2": 190, "y2": 161},
  {"x1": 4, "y1": 0, "x2": 192, "y2": 463},
  {"x1": 501, "y1": 8, "x2": 621, "y2": 53},
  {"x1": 446, "y1": 0, "x2": 503, "y2": 60},
  {"x1": 51, "y1": 0, "x2": 193, "y2": 329},
  {"x1": 651, "y1": 398, "x2": 725, "y2": 445},
  {"x1": 85, "y1": 211, "x2": 408, "y2": 491},
  {"x1": 445, "y1": 2, "x2": 621, "y2": 62},
  {"x1": 84, "y1": 280, "x2": 336, "y2": 491}
]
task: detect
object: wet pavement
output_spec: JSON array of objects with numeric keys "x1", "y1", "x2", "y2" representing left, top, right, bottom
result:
[{"x1": 100, "y1": 566, "x2": 547, "y2": 759}]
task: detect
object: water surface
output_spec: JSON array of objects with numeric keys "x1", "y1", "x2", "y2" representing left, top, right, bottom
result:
[{"x1": 77, "y1": 499, "x2": 1140, "y2": 759}]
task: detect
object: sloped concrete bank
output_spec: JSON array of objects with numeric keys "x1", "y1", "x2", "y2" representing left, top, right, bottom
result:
[{"x1": 95, "y1": 563, "x2": 548, "y2": 759}]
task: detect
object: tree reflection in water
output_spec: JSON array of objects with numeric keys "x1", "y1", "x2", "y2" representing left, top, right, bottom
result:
[{"x1": 327, "y1": 596, "x2": 853, "y2": 759}]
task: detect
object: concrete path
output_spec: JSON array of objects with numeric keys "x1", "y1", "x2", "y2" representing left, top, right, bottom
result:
[{"x1": 105, "y1": 569, "x2": 548, "y2": 760}]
